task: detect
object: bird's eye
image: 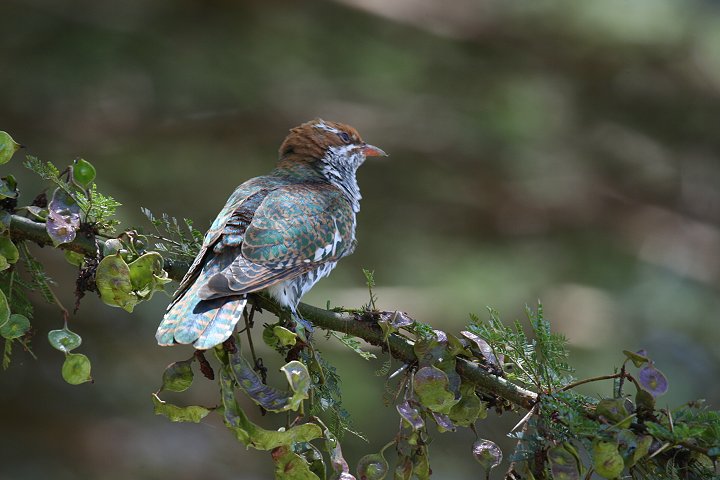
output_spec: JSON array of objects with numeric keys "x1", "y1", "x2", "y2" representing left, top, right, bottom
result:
[{"x1": 338, "y1": 132, "x2": 351, "y2": 143}]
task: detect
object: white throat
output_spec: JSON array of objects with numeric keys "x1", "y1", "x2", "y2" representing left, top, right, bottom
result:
[{"x1": 321, "y1": 145, "x2": 364, "y2": 213}]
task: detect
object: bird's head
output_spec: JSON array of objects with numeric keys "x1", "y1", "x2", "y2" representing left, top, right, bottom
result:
[
  {"x1": 275, "y1": 119, "x2": 385, "y2": 212},
  {"x1": 277, "y1": 119, "x2": 386, "y2": 176}
]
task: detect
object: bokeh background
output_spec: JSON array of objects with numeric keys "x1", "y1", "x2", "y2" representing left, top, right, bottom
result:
[{"x1": 2, "y1": 0, "x2": 720, "y2": 478}]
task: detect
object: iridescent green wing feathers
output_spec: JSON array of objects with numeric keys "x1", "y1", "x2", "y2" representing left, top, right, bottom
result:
[
  {"x1": 198, "y1": 183, "x2": 355, "y2": 298},
  {"x1": 242, "y1": 184, "x2": 355, "y2": 268}
]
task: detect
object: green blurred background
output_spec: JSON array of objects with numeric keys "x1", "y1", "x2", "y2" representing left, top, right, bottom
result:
[{"x1": 2, "y1": 0, "x2": 720, "y2": 478}]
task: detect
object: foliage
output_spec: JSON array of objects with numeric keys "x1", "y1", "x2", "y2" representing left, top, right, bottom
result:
[
  {"x1": 24, "y1": 156, "x2": 121, "y2": 233},
  {"x1": 1, "y1": 136, "x2": 718, "y2": 479},
  {"x1": 141, "y1": 207, "x2": 203, "y2": 263},
  {"x1": 469, "y1": 305, "x2": 574, "y2": 392}
]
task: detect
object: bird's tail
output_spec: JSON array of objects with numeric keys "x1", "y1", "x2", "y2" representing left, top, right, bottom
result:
[{"x1": 156, "y1": 278, "x2": 247, "y2": 350}]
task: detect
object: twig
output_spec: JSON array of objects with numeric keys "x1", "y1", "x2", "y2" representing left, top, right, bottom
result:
[
  {"x1": 148, "y1": 233, "x2": 186, "y2": 249},
  {"x1": 560, "y1": 373, "x2": 624, "y2": 392}
]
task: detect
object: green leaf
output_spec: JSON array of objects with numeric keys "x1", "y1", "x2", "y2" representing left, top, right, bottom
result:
[
  {"x1": 294, "y1": 442, "x2": 327, "y2": 480},
  {"x1": 0, "y1": 237, "x2": 19, "y2": 265},
  {"x1": 548, "y1": 443, "x2": 581, "y2": 480},
  {"x1": 0, "y1": 313, "x2": 30, "y2": 339},
  {"x1": 161, "y1": 359, "x2": 194, "y2": 392},
  {"x1": 95, "y1": 254, "x2": 138, "y2": 312},
  {"x1": 644, "y1": 421, "x2": 673, "y2": 440},
  {"x1": 431, "y1": 411, "x2": 456, "y2": 433},
  {"x1": 413, "y1": 366, "x2": 458, "y2": 413},
  {"x1": 48, "y1": 327, "x2": 82, "y2": 353},
  {"x1": 461, "y1": 330, "x2": 500, "y2": 367},
  {"x1": 280, "y1": 360, "x2": 312, "y2": 401},
  {"x1": 635, "y1": 387, "x2": 655, "y2": 415},
  {"x1": 46, "y1": 187, "x2": 81, "y2": 246},
  {"x1": 396, "y1": 401, "x2": 424, "y2": 430},
  {"x1": 128, "y1": 252, "x2": 170, "y2": 300},
  {"x1": 274, "y1": 325, "x2": 297, "y2": 347},
  {"x1": 0, "y1": 131, "x2": 21, "y2": 164},
  {"x1": 65, "y1": 250, "x2": 85, "y2": 267},
  {"x1": 472, "y1": 439, "x2": 502, "y2": 473},
  {"x1": 0, "y1": 210, "x2": 11, "y2": 233},
  {"x1": 220, "y1": 367, "x2": 322, "y2": 450},
  {"x1": 72, "y1": 158, "x2": 96, "y2": 188},
  {"x1": 413, "y1": 333, "x2": 447, "y2": 367},
  {"x1": 595, "y1": 398, "x2": 633, "y2": 428},
  {"x1": 24, "y1": 206, "x2": 47, "y2": 221},
  {"x1": 228, "y1": 350, "x2": 309, "y2": 412},
  {"x1": 448, "y1": 384, "x2": 486, "y2": 427},
  {"x1": 272, "y1": 446, "x2": 322, "y2": 480},
  {"x1": 103, "y1": 238, "x2": 123, "y2": 256},
  {"x1": 64, "y1": 250, "x2": 85, "y2": 267},
  {"x1": 592, "y1": 440, "x2": 625, "y2": 479},
  {"x1": 128, "y1": 252, "x2": 164, "y2": 289},
  {"x1": 377, "y1": 311, "x2": 413, "y2": 341},
  {"x1": 323, "y1": 429, "x2": 353, "y2": 479},
  {"x1": 412, "y1": 446, "x2": 431, "y2": 480},
  {"x1": 262, "y1": 324, "x2": 280, "y2": 349},
  {"x1": 622, "y1": 431, "x2": 652, "y2": 468},
  {"x1": 61, "y1": 353, "x2": 92, "y2": 385},
  {"x1": 0, "y1": 289, "x2": 9, "y2": 329},
  {"x1": 152, "y1": 393, "x2": 210, "y2": 423},
  {"x1": 623, "y1": 349, "x2": 650, "y2": 368},
  {"x1": 394, "y1": 459, "x2": 413, "y2": 480},
  {"x1": 0, "y1": 176, "x2": 18, "y2": 199},
  {"x1": 627, "y1": 435, "x2": 653, "y2": 467},
  {"x1": 357, "y1": 453, "x2": 389, "y2": 480}
]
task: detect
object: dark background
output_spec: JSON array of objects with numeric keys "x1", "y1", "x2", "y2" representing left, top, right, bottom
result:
[{"x1": 2, "y1": 1, "x2": 720, "y2": 478}]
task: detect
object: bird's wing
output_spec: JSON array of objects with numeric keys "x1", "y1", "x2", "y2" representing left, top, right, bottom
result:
[
  {"x1": 198, "y1": 183, "x2": 355, "y2": 298},
  {"x1": 168, "y1": 177, "x2": 277, "y2": 307}
]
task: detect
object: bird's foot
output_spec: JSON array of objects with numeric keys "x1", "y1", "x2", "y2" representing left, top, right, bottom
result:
[
  {"x1": 275, "y1": 306, "x2": 313, "y2": 343},
  {"x1": 275, "y1": 305, "x2": 314, "y2": 343},
  {"x1": 289, "y1": 311, "x2": 313, "y2": 344}
]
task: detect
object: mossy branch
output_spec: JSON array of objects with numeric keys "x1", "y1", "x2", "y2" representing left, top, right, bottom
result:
[{"x1": 8, "y1": 213, "x2": 538, "y2": 410}]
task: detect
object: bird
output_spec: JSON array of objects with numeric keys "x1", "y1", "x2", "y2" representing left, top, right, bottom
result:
[{"x1": 156, "y1": 119, "x2": 386, "y2": 349}]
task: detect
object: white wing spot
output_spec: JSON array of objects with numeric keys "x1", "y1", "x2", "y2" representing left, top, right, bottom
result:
[
  {"x1": 331, "y1": 218, "x2": 343, "y2": 256},
  {"x1": 313, "y1": 247, "x2": 326, "y2": 262}
]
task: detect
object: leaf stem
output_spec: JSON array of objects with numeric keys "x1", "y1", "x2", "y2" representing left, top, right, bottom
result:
[{"x1": 560, "y1": 371, "x2": 644, "y2": 394}]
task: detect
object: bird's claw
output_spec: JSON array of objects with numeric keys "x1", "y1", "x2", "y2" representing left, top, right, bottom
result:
[{"x1": 292, "y1": 314, "x2": 314, "y2": 343}]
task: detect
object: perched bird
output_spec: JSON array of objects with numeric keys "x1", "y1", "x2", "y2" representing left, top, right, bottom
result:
[{"x1": 156, "y1": 119, "x2": 386, "y2": 349}]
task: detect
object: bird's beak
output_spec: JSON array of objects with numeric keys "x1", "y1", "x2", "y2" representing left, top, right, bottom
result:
[{"x1": 361, "y1": 144, "x2": 388, "y2": 157}]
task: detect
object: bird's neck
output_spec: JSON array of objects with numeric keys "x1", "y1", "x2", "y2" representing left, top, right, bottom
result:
[
  {"x1": 319, "y1": 161, "x2": 362, "y2": 213},
  {"x1": 273, "y1": 159, "x2": 325, "y2": 181},
  {"x1": 274, "y1": 153, "x2": 362, "y2": 213}
]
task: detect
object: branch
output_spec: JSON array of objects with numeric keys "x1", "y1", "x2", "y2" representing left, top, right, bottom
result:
[
  {"x1": 8, "y1": 214, "x2": 191, "y2": 280},
  {"x1": 8, "y1": 213, "x2": 538, "y2": 410},
  {"x1": 9, "y1": 214, "x2": 97, "y2": 255},
  {"x1": 255, "y1": 294, "x2": 538, "y2": 410}
]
